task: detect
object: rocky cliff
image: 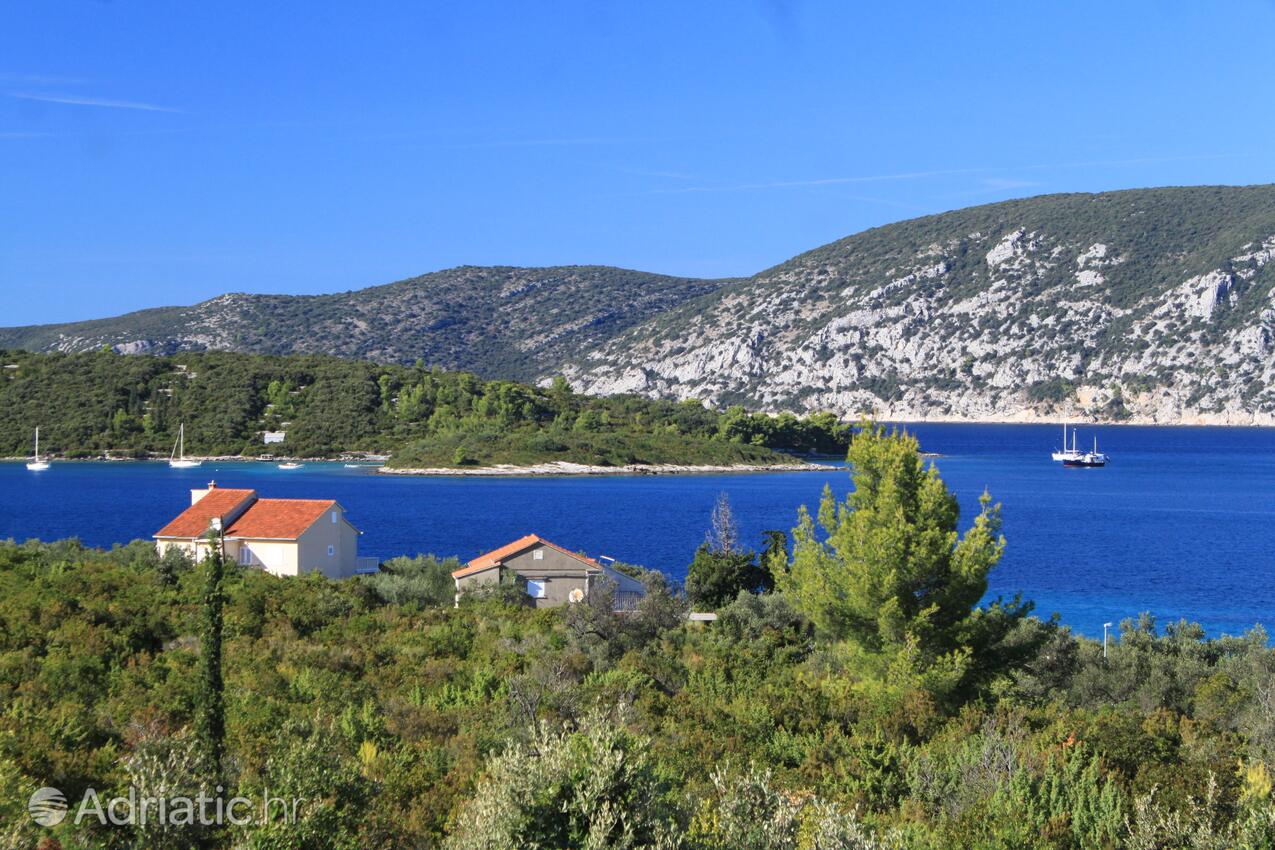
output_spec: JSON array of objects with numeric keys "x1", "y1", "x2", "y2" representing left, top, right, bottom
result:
[{"x1": 564, "y1": 186, "x2": 1275, "y2": 424}]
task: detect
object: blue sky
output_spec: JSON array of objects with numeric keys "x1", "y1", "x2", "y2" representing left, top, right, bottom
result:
[{"x1": 3, "y1": 1, "x2": 1274, "y2": 326}]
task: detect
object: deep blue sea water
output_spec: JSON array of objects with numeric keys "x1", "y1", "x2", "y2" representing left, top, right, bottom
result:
[{"x1": 2, "y1": 423, "x2": 1274, "y2": 638}]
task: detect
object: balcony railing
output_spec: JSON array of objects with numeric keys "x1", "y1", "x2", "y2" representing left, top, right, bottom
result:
[{"x1": 612, "y1": 591, "x2": 643, "y2": 613}]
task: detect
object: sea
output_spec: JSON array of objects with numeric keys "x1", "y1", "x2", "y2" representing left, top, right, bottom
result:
[{"x1": 2, "y1": 423, "x2": 1273, "y2": 639}]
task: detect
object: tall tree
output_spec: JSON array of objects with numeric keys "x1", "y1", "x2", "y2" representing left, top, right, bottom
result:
[
  {"x1": 775, "y1": 423, "x2": 1020, "y2": 687},
  {"x1": 196, "y1": 529, "x2": 227, "y2": 787},
  {"x1": 686, "y1": 494, "x2": 774, "y2": 609}
]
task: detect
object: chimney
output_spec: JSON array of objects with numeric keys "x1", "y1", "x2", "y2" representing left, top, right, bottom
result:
[{"x1": 191, "y1": 480, "x2": 217, "y2": 506}]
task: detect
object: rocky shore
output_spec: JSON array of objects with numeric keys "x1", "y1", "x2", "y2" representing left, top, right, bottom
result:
[{"x1": 377, "y1": 460, "x2": 824, "y2": 477}]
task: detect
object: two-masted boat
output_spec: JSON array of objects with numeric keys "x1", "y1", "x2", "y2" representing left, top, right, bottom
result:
[
  {"x1": 1052, "y1": 423, "x2": 1108, "y2": 468},
  {"x1": 1062, "y1": 435, "x2": 1108, "y2": 468}
]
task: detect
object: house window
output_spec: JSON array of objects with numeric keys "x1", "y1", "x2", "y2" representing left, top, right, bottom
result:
[
  {"x1": 526, "y1": 579, "x2": 547, "y2": 599},
  {"x1": 533, "y1": 549, "x2": 544, "y2": 560},
  {"x1": 239, "y1": 548, "x2": 251, "y2": 565},
  {"x1": 327, "y1": 545, "x2": 335, "y2": 557},
  {"x1": 331, "y1": 511, "x2": 337, "y2": 524}
]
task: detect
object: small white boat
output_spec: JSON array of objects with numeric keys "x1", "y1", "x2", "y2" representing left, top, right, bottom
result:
[
  {"x1": 169, "y1": 424, "x2": 202, "y2": 468},
  {"x1": 26, "y1": 427, "x2": 50, "y2": 471},
  {"x1": 277, "y1": 462, "x2": 304, "y2": 470}
]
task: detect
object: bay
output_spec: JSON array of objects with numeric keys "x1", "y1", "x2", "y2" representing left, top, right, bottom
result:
[{"x1": 2, "y1": 423, "x2": 1273, "y2": 638}]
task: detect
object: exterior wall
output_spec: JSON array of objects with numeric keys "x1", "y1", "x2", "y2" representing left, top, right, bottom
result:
[
  {"x1": 293, "y1": 507, "x2": 360, "y2": 578},
  {"x1": 453, "y1": 564, "x2": 502, "y2": 594},
  {"x1": 156, "y1": 538, "x2": 219, "y2": 563},
  {"x1": 233, "y1": 540, "x2": 300, "y2": 577},
  {"x1": 158, "y1": 537, "x2": 299, "y2": 575},
  {"x1": 500, "y1": 545, "x2": 594, "y2": 608}
]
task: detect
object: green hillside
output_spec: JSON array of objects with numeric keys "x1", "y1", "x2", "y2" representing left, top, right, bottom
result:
[{"x1": 0, "y1": 350, "x2": 847, "y2": 466}]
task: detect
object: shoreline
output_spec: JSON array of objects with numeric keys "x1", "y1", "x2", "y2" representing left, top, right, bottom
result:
[
  {"x1": 0, "y1": 456, "x2": 828, "y2": 475},
  {"x1": 0, "y1": 455, "x2": 386, "y2": 464},
  {"x1": 875, "y1": 414, "x2": 1275, "y2": 428},
  {"x1": 376, "y1": 460, "x2": 825, "y2": 477}
]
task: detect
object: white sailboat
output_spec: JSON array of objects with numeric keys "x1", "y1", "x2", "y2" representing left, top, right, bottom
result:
[
  {"x1": 26, "y1": 427, "x2": 50, "y2": 471},
  {"x1": 1050, "y1": 422, "x2": 1084, "y2": 463},
  {"x1": 168, "y1": 424, "x2": 202, "y2": 468}
]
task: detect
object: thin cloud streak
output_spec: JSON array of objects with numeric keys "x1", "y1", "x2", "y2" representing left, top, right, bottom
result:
[
  {"x1": 981, "y1": 177, "x2": 1041, "y2": 190},
  {"x1": 0, "y1": 73, "x2": 92, "y2": 86},
  {"x1": 838, "y1": 194, "x2": 931, "y2": 213},
  {"x1": 9, "y1": 91, "x2": 182, "y2": 113},
  {"x1": 652, "y1": 167, "x2": 989, "y2": 195},
  {"x1": 619, "y1": 167, "x2": 699, "y2": 181},
  {"x1": 644, "y1": 152, "x2": 1241, "y2": 196},
  {"x1": 1020, "y1": 152, "x2": 1240, "y2": 172},
  {"x1": 448, "y1": 135, "x2": 668, "y2": 150}
]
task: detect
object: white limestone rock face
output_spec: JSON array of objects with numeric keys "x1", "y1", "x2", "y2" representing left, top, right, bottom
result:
[
  {"x1": 112, "y1": 340, "x2": 157, "y2": 355},
  {"x1": 564, "y1": 225, "x2": 1275, "y2": 426},
  {"x1": 1182, "y1": 271, "x2": 1234, "y2": 319}
]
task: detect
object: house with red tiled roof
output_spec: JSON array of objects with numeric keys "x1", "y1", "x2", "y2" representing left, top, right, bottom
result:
[
  {"x1": 453, "y1": 534, "x2": 646, "y2": 609},
  {"x1": 155, "y1": 482, "x2": 376, "y2": 578}
]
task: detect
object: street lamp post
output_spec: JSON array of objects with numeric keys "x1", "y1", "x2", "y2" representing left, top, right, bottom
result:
[{"x1": 1103, "y1": 621, "x2": 1113, "y2": 660}]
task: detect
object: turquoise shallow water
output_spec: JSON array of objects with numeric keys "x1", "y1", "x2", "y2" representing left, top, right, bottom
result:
[{"x1": 2, "y1": 423, "x2": 1273, "y2": 638}]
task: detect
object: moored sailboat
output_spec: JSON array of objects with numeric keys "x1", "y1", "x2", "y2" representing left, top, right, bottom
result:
[
  {"x1": 1062, "y1": 435, "x2": 1109, "y2": 468},
  {"x1": 168, "y1": 424, "x2": 202, "y2": 468},
  {"x1": 26, "y1": 427, "x2": 50, "y2": 471}
]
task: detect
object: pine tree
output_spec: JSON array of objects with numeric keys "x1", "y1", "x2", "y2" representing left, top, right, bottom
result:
[{"x1": 776, "y1": 422, "x2": 1010, "y2": 664}]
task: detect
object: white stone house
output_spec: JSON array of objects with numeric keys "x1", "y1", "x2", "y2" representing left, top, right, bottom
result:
[{"x1": 154, "y1": 482, "x2": 376, "y2": 578}]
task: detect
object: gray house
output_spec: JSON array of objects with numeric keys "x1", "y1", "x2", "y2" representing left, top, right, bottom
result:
[{"x1": 453, "y1": 534, "x2": 646, "y2": 609}]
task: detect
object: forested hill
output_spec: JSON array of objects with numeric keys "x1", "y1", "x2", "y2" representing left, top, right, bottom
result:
[
  {"x1": 9, "y1": 186, "x2": 1275, "y2": 423},
  {"x1": 0, "y1": 266, "x2": 730, "y2": 383},
  {"x1": 0, "y1": 350, "x2": 849, "y2": 466},
  {"x1": 568, "y1": 185, "x2": 1275, "y2": 424}
]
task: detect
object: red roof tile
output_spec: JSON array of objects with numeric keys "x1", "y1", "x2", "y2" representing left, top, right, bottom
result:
[
  {"x1": 453, "y1": 534, "x2": 601, "y2": 579},
  {"x1": 154, "y1": 489, "x2": 256, "y2": 538},
  {"x1": 224, "y1": 499, "x2": 338, "y2": 540}
]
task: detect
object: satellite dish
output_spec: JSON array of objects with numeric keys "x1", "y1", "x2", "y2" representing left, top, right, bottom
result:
[{"x1": 568, "y1": 588, "x2": 585, "y2": 604}]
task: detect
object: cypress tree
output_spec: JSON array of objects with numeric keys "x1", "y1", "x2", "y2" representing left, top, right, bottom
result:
[{"x1": 196, "y1": 528, "x2": 227, "y2": 785}]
